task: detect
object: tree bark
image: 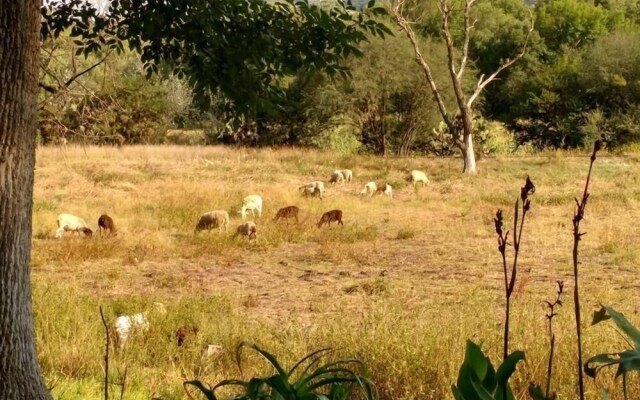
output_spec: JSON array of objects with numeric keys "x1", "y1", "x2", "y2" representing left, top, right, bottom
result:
[
  {"x1": 460, "y1": 110, "x2": 477, "y2": 174},
  {"x1": 462, "y1": 132, "x2": 477, "y2": 174},
  {"x1": 0, "y1": 2, "x2": 52, "y2": 399}
]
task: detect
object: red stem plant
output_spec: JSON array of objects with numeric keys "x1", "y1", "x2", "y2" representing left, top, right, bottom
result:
[
  {"x1": 572, "y1": 139, "x2": 602, "y2": 400},
  {"x1": 494, "y1": 176, "x2": 536, "y2": 399}
]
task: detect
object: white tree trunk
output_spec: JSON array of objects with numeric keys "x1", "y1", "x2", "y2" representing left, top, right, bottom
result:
[
  {"x1": 462, "y1": 133, "x2": 477, "y2": 174},
  {"x1": 0, "y1": 2, "x2": 52, "y2": 399}
]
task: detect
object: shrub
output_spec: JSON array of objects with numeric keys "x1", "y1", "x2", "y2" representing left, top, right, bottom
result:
[{"x1": 184, "y1": 342, "x2": 377, "y2": 400}]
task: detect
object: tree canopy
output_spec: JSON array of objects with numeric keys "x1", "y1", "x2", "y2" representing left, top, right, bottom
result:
[{"x1": 41, "y1": 0, "x2": 390, "y2": 120}]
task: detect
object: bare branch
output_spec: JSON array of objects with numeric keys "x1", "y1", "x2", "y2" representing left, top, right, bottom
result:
[
  {"x1": 38, "y1": 82, "x2": 58, "y2": 94},
  {"x1": 40, "y1": 53, "x2": 110, "y2": 96},
  {"x1": 440, "y1": 0, "x2": 471, "y2": 143},
  {"x1": 467, "y1": 14, "x2": 535, "y2": 109},
  {"x1": 391, "y1": 0, "x2": 454, "y2": 131},
  {"x1": 457, "y1": 0, "x2": 478, "y2": 80},
  {"x1": 64, "y1": 53, "x2": 109, "y2": 88}
]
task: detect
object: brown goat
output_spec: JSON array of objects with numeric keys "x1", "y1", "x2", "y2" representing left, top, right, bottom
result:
[
  {"x1": 273, "y1": 205, "x2": 300, "y2": 223},
  {"x1": 317, "y1": 209, "x2": 344, "y2": 228},
  {"x1": 234, "y1": 222, "x2": 257, "y2": 240},
  {"x1": 98, "y1": 214, "x2": 116, "y2": 237},
  {"x1": 175, "y1": 325, "x2": 199, "y2": 347}
]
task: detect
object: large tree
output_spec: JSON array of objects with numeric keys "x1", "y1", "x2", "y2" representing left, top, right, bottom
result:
[
  {"x1": 0, "y1": 1, "x2": 52, "y2": 399},
  {"x1": 2, "y1": 0, "x2": 388, "y2": 397},
  {"x1": 41, "y1": 0, "x2": 389, "y2": 130},
  {"x1": 391, "y1": 0, "x2": 533, "y2": 173}
]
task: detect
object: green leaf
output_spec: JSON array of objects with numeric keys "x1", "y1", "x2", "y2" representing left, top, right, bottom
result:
[
  {"x1": 592, "y1": 306, "x2": 611, "y2": 325},
  {"x1": 266, "y1": 375, "x2": 294, "y2": 396},
  {"x1": 452, "y1": 385, "x2": 467, "y2": 400},
  {"x1": 616, "y1": 349, "x2": 640, "y2": 377},
  {"x1": 470, "y1": 380, "x2": 496, "y2": 400},
  {"x1": 584, "y1": 353, "x2": 620, "y2": 378},
  {"x1": 495, "y1": 351, "x2": 525, "y2": 387},
  {"x1": 183, "y1": 380, "x2": 217, "y2": 400},
  {"x1": 465, "y1": 340, "x2": 489, "y2": 381},
  {"x1": 528, "y1": 383, "x2": 553, "y2": 400},
  {"x1": 604, "y1": 306, "x2": 640, "y2": 348},
  {"x1": 288, "y1": 347, "x2": 333, "y2": 376}
]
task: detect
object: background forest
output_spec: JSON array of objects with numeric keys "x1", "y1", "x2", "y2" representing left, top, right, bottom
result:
[{"x1": 39, "y1": 0, "x2": 640, "y2": 155}]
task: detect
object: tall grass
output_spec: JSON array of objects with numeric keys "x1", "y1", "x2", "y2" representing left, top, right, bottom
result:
[{"x1": 31, "y1": 145, "x2": 640, "y2": 399}]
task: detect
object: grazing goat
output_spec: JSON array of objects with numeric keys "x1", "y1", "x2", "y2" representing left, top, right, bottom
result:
[
  {"x1": 302, "y1": 186, "x2": 323, "y2": 199},
  {"x1": 377, "y1": 183, "x2": 393, "y2": 198},
  {"x1": 234, "y1": 222, "x2": 257, "y2": 240},
  {"x1": 408, "y1": 170, "x2": 430, "y2": 188},
  {"x1": 98, "y1": 214, "x2": 116, "y2": 237},
  {"x1": 329, "y1": 171, "x2": 345, "y2": 184},
  {"x1": 359, "y1": 181, "x2": 377, "y2": 197},
  {"x1": 337, "y1": 169, "x2": 353, "y2": 183},
  {"x1": 204, "y1": 344, "x2": 224, "y2": 358},
  {"x1": 113, "y1": 302, "x2": 166, "y2": 349},
  {"x1": 195, "y1": 210, "x2": 229, "y2": 232},
  {"x1": 114, "y1": 313, "x2": 149, "y2": 349},
  {"x1": 175, "y1": 325, "x2": 199, "y2": 347},
  {"x1": 55, "y1": 213, "x2": 92, "y2": 238},
  {"x1": 240, "y1": 195, "x2": 263, "y2": 220},
  {"x1": 273, "y1": 205, "x2": 300, "y2": 223},
  {"x1": 299, "y1": 181, "x2": 325, "y2": 196},
  {"x1": 317, "y1": 209, "x2": 344, "y2": 228}
]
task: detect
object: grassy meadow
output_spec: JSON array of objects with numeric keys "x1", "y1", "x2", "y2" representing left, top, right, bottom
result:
[{"x1": 31, "y1": 145, "x2": 640, "y2": 399}]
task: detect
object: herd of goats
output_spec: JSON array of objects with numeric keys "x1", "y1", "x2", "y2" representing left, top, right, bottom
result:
[
  {"x1": 52, "y1": 169, "x2": 431, "y2": 241},
  {"x1": 48, "y1": 168, "x2": 431, "y2": 353}
]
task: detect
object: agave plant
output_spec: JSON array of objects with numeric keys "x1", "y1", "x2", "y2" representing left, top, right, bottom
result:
[
  {"x1": 585, "y1": 305, "x2": 640, "y2": 399},
  {"x1": 184, "y1": 341, "x2": 377, "y2": 400}
]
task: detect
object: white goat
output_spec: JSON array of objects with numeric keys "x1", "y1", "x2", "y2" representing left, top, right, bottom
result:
[
  {"x1": 113, "y1": 302, "x2": 166, "y2": 349},
  {"x1": 204, "y1": 344, "x2": 224, "y2": 358},
  {"x1": 409, "y1": 170, "x2": 430, "y2": 188},
  {"x1": 301, "y1": 186, "x2": 323, "y2": 199},
  {"x1": 195, "y1": 210, "x2": 229, "y2": 232},
  {"x1": 299, "y1": 181, "x2": 325, "y2": 198},
  {"x1": 360, "y1": 181, "x2": 377, "y2": 197},
  {"x1": 337, "y1": 169, "x2": 353, "y2": 183},
  {"x1": 114, "y1": 313, "x2": 149, "y2": 349},
  {"x1": 329, "y1": 171, "x2": 345, "y2": 184},
  {"x1": 240, "y1": 195, "x2": 263, "y2": 220},
  {"x1": 55, "y1": 213, "x2": 92, "y2": 238}
]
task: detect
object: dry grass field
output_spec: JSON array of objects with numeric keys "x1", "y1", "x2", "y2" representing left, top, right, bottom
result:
[{"x1": 31, "y1": 145, "x2": 640, "y2": 399}]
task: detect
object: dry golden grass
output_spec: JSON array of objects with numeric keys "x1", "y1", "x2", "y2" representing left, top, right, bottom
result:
[{"x1": 32, "y1": 145, "x2": 640, "y2": 399}]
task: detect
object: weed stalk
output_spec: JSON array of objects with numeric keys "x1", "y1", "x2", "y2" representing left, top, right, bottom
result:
[
  {"x1": 545, "y1": 281, "x2": 564, "y2": 398},
  {"x1": 572, "y1": 139, "x2": 602, "y2": 400},
  {"x1": 495, "y1": 176, "x2": 535, "y2": 398},
  {"x1": 99, "y1": 306, "x2": 110, "y2": 400}
]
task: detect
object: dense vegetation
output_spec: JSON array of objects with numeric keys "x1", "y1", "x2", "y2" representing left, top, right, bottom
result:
[{"x1": 38, "y1": 0, "x2": 640, "y2": 154}]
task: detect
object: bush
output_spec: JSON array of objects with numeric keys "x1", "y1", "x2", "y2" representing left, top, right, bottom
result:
[{"x1": 185, "y1": 342, "x2": 378, "y2": 400}]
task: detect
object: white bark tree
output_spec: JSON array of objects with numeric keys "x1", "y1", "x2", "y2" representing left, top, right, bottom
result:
[{"x1": 391, "y1": 0, "x2": 533, "y2": 173}]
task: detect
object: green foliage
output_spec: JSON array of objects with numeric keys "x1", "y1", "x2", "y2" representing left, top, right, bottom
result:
[
  {"x1": 451, "y1": 340, "x2": 525, "y2": 400},
  {"x1": 184, "y1": 342, "x2": 378, "y2": 400},
  {"x1": 585, "y1": 305, "x2": 640, "y2": 393},
  {"x1": 528, "y1": 384, "x2": 555, "y2": 400},
  {"x1": 536, "y1": 0, "x2": 622, "y2": 52},
  {"x1": 41, "y1": 0, "x2": 391, "y2": 123}
]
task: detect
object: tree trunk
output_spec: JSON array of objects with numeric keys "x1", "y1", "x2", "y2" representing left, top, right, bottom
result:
[
  {"x1": 0, "y1": 2, "x2": 51, "y2": 399},
  {"x1": 459, "y1": 110, "x2": 477, "y2": 174},
  {"x1": 461, "y1": 132, "x2": 477, "y2": 174}
]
